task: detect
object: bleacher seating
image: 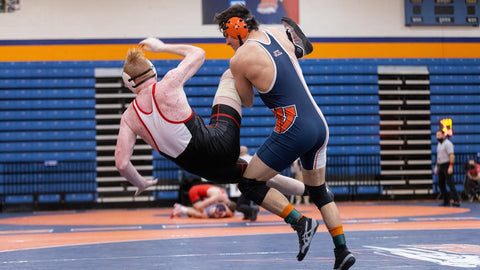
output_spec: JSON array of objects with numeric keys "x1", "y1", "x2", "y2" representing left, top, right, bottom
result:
[
  {"x1": 0, "y1": 62, "x2": 97, "y2": 207},
  {"x1": 1, "y1": 57, "x2": 480, "y2": 207},
  {"x1": 429, "y1": 60, "x2": 480, "y2": 194}
]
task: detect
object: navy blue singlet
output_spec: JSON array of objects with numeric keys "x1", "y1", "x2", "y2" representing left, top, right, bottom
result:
[{"x1": 248, "y1": 31, "x2": 329, "y2": 171}]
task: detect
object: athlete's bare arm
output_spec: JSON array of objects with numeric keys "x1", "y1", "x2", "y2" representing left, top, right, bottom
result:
[
  {"x1": 115, "y1": 114, "x2": 158, "y2": 195},
  {"x1": 230, "y1": 34, "x2": 279, "y2": 106},
  {"x1": 139, "y1": 37, "x2": 205, "y2": 119},
  {"x1": 230, "y1": 52, "x2": 255, "y2": 107},
  {"x1": 140, "y1": 37, "x2": 205, "y2": 90}
]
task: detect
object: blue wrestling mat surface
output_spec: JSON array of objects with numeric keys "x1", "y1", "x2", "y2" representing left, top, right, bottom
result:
[{"x1": 1, "y1": 201, "x2": 479, "y2": 269}]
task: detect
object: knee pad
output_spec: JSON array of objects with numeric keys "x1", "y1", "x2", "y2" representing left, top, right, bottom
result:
[
  {"x1": 306, "y1": 183, "x2": 334, "y2": 209},
  {"x1": 237, "y1": 177, "x2": 270, "y2": 206}
]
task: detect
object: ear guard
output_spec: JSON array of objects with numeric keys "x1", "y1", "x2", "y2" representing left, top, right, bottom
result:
[
  {"x1": 122, "y1": 60, "x2": 157, "y2": 91},
  {"x1": 225, "y1": 17, "x2": 248, "y2": 44}
]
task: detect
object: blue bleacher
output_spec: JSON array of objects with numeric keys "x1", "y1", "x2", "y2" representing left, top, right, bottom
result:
[
  {"x1": 0, "y1": 120, "x2": 96, "y2": 131},
  {"x1": 430, "y1": 85, "x2": 480, "y2": 94},
  {"x1": 325, "y1": 115, "x2": 379, "y2": 125},
  {"x1": 430, "y1": 95, "x2": 480, "y2": 104},
  {"x1": 0, "y1": 99, "x2": 95, "y2": 109},
  {"x1": 429, "y1": 65, "x2": 480, "y2": 75},
  {"x1": 0, "y1": 131, "x2": 95, "y2": 141},
  {"x1": 309, "y1": 85, "x2": 378, "y2": 95},
  {"x1": 431, "y1": 114, "x2": 480, "y2": 125},
  {"x1": 0, "y1": 68, "x2": 94, "y2": 78},
  {"x1": 184, "y1": 86, "x2": 217, "y2": 96},
  {"x1": 431, "y1": 105, "x2": 480, "y2": 114},
  {"x1": 1, "y1": 141, "x2": 96, "y2": 152},
  {"x1": 313, "y1": 95, "x2": 378, "y2": 105},
  {"x1": 1, "y1": 57, "x2": 480, "y2": 205},
  {"x1": 0, "y1": 89, "x2": 96, "y2": 99},
  {"x1": 0, "y1": 60, "x2": 98, "y2": 205},
  {"x1": 241, "y1": 117, "x2": 275, "y2": 126},
  {"x1": 65, "y1": 193, "x2": 96, "y2": 202},
  {"x1": 0, "y1": 151, "x2": 96, "y2": 162},
  {"x1": 0, "y1": 109, "x2": 96, "y2": 120},
  {"x1": 327, "y1": 145, "x2": 380, "y2": 155},
  {"x1": 38, "y1": 194, "x2": 61, "y2": 203},
  {"x1": 0, "y1": 161, "x2": 96, "y2": 173},
  {"x1": 328, "y1": 135, "x2": 379, "y2": 146},
  {"x1": 305, "y1": 75, "x2": 378, "y2": 84},
  {"x1": 300, "y1": 64, "x2": 378, "y2": 75},
  {"x1": 0, "y1": 78, "x2": 95, "y2": 88},
  {"x1": 430, "y1": 75, "x2": 480, "y2": 84},
  {"x1": 430, "y1": 124, "x2": 480, "y2": 134}
]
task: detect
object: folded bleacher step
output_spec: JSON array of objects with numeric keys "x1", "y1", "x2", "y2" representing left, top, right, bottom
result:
[
  {"x1": 379, "y1": 110, "x2": 430, "y2": 115},
  {"x1": 95, "y1": 115, "x2": 122, "y2": 120},
  {"x1": 380, "y1": 180, "x2": 406, "y2": 185},
  {"x1": 406, "y1": 120, "x2": 431, "y2": 125},
  {"x1": 97, "y1": 186, "x2": 126, "y2": 192},
  {"x1": 379, "y1": 90, "x2": 430, "y2": 95},
  {"x1": 409, "y1": 179, "x2": 433, "y2": 185},
  {"x1": 380, "y1": 140, "x2": 404, "y2": 145},
  {"x1": 381, "y1": 170, "x2": 432, "y2": 175},
  {"x1": 95, "y1": 93, "x2": 135, "y2": 99},
  {"x1": 97, "y1": 155, "x2": 153, "y2": 162},
  {"x1": 380, "y1": 160, "x2": 405, "y2": 165},
  {"x1": 380, "y1": 150, "x2": 431, "y2": 155},
  {"x1": 406, "y1": 159, "x2": 431, "y2": 165},
  {"x1": 406, "y1": 100, "x2": 430, "y2": 105},
  {"x1": 380, "y1": 130, "x2": 430, "y2": 135},
  {"x1": 96, "y1": 144, "x2": 151, "y2": 151},
  {"x1": 96, "y1": 124, "x2": 121, "y2": 131},
  {"x1": 95, "y1": 104, "x2": 124, "y2": 110},
  {"x1": 382, "y1": 189, "x2": 432, "y2": 195},
  {"x1": 378, "y1": 65, "x2": 432, "y2": 197},
  {"x1": 95, "y1": 82, "x2": 122, "y2": 88},
  {"x1": 97, "y1": 176, "x2": 125, "y2": 182},
  {"x1": 380, "y1": 120, "x2": 404, "y2": 125},
  {"x1": 95, "y1": 67, "x2": 155, "y2": 206},
  {"x1": 96, "y1": 165, "x2": 153, "y2": 172},
  {"x1": 96, "y1": 196, "x2": 154, "y2": 203}
]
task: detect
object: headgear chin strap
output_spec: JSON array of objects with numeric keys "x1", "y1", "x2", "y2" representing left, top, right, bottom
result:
[
  {"x1": 225, "y1": 17, "x2": 248, "y2": 45},
  {"x1": 122, "y1": 59, "x2": 157, "y2": 91}
]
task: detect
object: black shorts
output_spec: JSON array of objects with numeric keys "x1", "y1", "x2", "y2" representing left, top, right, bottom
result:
[{"x1": 167, "y1": 104, "x2": 246, "y2": 183}]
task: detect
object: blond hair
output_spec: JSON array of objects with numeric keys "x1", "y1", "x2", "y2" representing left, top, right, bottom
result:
[{"x1": 123, "y1": 48, "x2": 155, "y2": 84}]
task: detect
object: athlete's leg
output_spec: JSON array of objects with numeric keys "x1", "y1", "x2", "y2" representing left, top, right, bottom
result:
[
  {"x1": 266, "y1": 174, "x2": 307, "y2": 197},
  {"x1": 212, "y1": 69, "x2": 242, "y2": 116},
  {"x1": 301, "y1": 167, "x2": 341, "y2": 229},
  {"x1": 241, "y1": 154, "x2": 289, "y2": 214},
  {"x1": 240, "y1": 151, "x2": 307, "y2": 196},
  {"x1": 438, "y1": 167, "x2": 449, "y2": 205},
  {"x1": 240, "y1": 154, "x2": 318, "y2": 261},
  {"x1": 236, "y1": 194, "x2": 259, "y2": 221},
  {"x1": 302, "y1": 166, "x2": 355, "y2": 269}
]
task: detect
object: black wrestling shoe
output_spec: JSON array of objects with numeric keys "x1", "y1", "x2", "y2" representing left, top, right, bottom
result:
[
  {"x1": 249, "y1": 205, "x2": 260, "y2": 221},
  {"x1": 452, "y1": 201, "x2": 461, "y2": 207},
  {"x1": 334, "y1": 246, "x2": 356, "y2": 270},
  {"x1": 281, "y1": 16, "x2": 313, "y2": 58},
  {"x1": 291, "y1": 216, "x2": 319, "y2": 261}
]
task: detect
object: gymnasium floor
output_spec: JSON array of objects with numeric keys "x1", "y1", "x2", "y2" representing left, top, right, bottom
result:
[{"x1": 0, "y1": 201, "x2": 479, "y2": 270}]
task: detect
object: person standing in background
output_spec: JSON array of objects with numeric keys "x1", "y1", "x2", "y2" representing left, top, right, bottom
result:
[{"x1": 434, "y1": 129, "x2": 460, "y2": 207}]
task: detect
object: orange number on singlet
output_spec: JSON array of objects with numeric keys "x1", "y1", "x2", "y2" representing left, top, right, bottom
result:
[{"x1": 273, "y1": 105, "x2": 297, "y2": 133}]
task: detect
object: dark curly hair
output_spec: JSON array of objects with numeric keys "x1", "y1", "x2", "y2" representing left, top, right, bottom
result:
[{"x1": 214, "y1": 4, "x2": 259, "y2": 32}]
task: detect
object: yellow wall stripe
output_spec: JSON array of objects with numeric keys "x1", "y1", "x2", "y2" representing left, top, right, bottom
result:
[{"x1": 0, "y1": 42, "x2": 479, "y2": 61}]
